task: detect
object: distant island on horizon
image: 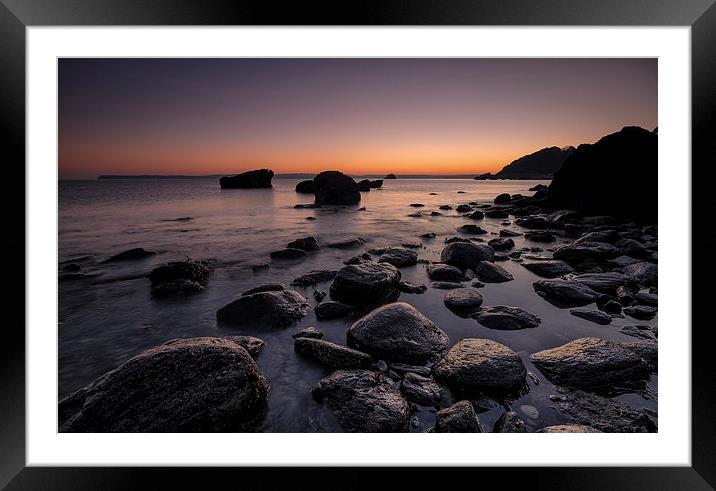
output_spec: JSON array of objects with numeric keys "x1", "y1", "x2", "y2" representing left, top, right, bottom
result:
[{"x1": 93, "y1": 173, "x2": 512, "y2": 181}]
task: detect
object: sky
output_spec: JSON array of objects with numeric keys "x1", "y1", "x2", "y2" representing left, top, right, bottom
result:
[{"x1": 58, "y1": 58, "x2": 657, "y2": 179}]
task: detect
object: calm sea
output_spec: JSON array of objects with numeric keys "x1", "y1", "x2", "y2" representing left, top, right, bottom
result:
[{"x1": 58, "y1": 178, "x2": 657, "y2": 432}]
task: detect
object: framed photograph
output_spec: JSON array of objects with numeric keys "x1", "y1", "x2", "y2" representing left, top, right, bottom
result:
[{"x1": 2, "y1": 0, "x2": 714, "y2": 488}]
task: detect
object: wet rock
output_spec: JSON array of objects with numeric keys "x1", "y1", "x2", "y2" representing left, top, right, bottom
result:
[
  {"x1": 475, "y1": 261, "x2": 514, "y2": 283},
  {"x1": 443, "y1": 288, "x2": 483, "y2": 316},
  {"x1": 409, "y1": 203, "x2": 425, "y2": 207},
  {"x1": 434, "y1": 400, "x2": 482, "y2": 432},
  {"x1": 103, "y1": 247, "x2": 156, "y2": 263},
  {"x1": 485, "y1": 208, "x2": 509, "y2": 219},
  {"x1": 329, "y1": 262, "x2": 401, "y2": 306},
  {"x1": 368, "y1": 179, "x2": 383, "y2": 189},
  {"x1": 553, "y1": 241, "x2": 619, "y2": 264},
  {"x1": 515, "y1": 216, "x2": 551, "y2": 229},
  {"x1": 313, "y1": 171, "x2": 361, "y2": 205},
  {"x1": 474, "y1": 306, "x2": 541, "y2": 330},
  {"x1": 615, "y1": 238, "x2": 650, "y2": 258},
  {"x1": 292, "y1": 326, "x2": 324, "y2": 339},
  {"x1": 149, "y1": 260, "x2": 209, "y2": 296},
  {"x1": 294, "y1": 338, "x2": 373, "y2": 369},
  {"x1": 385, "y1": 173, "x2": 397, "y2": 179},
  {"x1": 419, "y1": 232, "x2": 437, "y2": 240},
  {"x1": 399, "y1": 281, "x2": 427, "y2": 294},
  {"x1": 439, "y1": 205, "x2": 452, "y2": 210},
  {"x1": 287, "y1": 236, "x2": 320, "y2": 251},
  {"x1": 218, "y1": 336, "x2": 264, "y2": 358},
  {"x1": 327, "y1": 237, "x2": 366, "y2": 249},
  {"x1": 444, "y1": 236, "x2": 470, "y2": 244},
  {"x1": 295, "y1": 179, "x2": 315, "y2": 194},
  {"x1": 552, "y1": 390, "x2": 656, "y2": 432},
  {"x1": 621, "y1": 340, "x2": 658, "y2": 369},
  {"x1": 431, "y1": 281, "x2": 464, "y2": 290},
  {"x1": 574, "y1": 230, "x2": 619, "y2": 245},
  {"x1": 344, "y1": 253, "x2": 372, "y2": 265},
  {"x1": 468, "y1": 210, "x2": 485, "y2": 220},
  {"x1": 610, "y1": 255, "x2": 641, "y2": 268},
  {"x1": 241, "y1": 283, "x2": 286, "y2": 296},
  {"x1": 624, "y1": 305, "x2": 657, "y2": 320},
  {"x1": 493, "y1": 411, "x2": 527, "y2": 433},
  {"x1": 427, "y1": 263, "x2": 464, "y2": 282},
  {"x1": 602, "y1": 299, "x2": 622, "y2": 314},
  {"x1": 62, "y1": 263, "x2": 81, "y2": 272},
  {"x1": 294, "y1": 203, "x2": 320, "y2": 209},
  {"x1": 150, "y1": 279, "x2": 204, "y2": 297},
  {"x1": 530, "y1": 184, "x2": 548, "y2": 192},
  {"x1": 313, "y1": 289, "x2": 326, "y2": 302},
  {"x1": 216, "y1": 289, "x2": 309, "y2": 328},
  {"x1": 311, "y1": 369, "x2": 410, "y2": 432},
  {"x1": 500, "y1": 229, "x2": 522, "y2": 237},
  {"x1": 636, "y1": 291, "x2": 658, "y2": 306},
  {"x1": 58, "y1": 337, "x2": 270, "y2": 432},
  {"x1": 524, "y1": 231, "x2": 556, "y2": 242},
  {"x1": 378, "y1": 248, "x2": 419, "y2": 268},
  {"x1": 537, "y1": 424, "x2": 602, "y2": 433},
  {"x1": 570, "y1": 308, "x2": 612, "y2": 325},
  {"x1": 494, "y1": 193, "x2": 512, "y2": 205},
  {"x1": 433, "y1": 338, "x2": 526, "y2": 393},
  {"x1": 348, "y1": 302, "x2": 449, "y2": 364},
  {"x1": 458, "y1": 224, "x2": 487, "y2": 235},
  {"x1": 270, "y1": 248, "x2": 308, "y2": 260},
  {"x1": 314, "y1": 301, "x2": 353, "y2": 320},
  {"x1": 615, "y1": 285, "x2": 636, "y2": 305},
  {"x1": 400, "y1": 372, "x2": 453, "y2": 408},
  {"x1": 252, "y1": 263, "x2": 270, "y2": 273},
  {"x1": 522, "y1": 260, "x2": 574, "y2": 278},
  {"x1": 220, "y1": 169, "x2": 274, "y2": 189},
  {"x1": 402, "y1": 242, "x2": 422, "y2": 249},
  {"x1": 357, "y1": 179, "x2": 372, "y2": 191},
  {"x1": 619, "y1": 325, "x2": 657, "y2": 341},
  {"x1": 530, "y1": 337, "x2": 650, "y2": 393},
  {"x1": 572, "y1": 272, "x2": 632, "y2": 294},
  {"x1": 623, "y1": 262, "x2": 658, "y2": 287},
  {"x1": 488, "y1": 237, "x2": 515, "y2": 251},
  {"x1": 533, "y1": 279, "x2": 599, "y2": 307},
  {"x1": 440, "y1": 242, "x2": 494, "y2": 270},
  {"x1": 456, "y1": 204, "x2": 473, "y2": 213},
  {"x1": 290, "y1": 269, "x2": 337, "y2": 287}
]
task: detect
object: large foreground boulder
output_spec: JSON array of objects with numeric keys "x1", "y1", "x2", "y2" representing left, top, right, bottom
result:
[
  {"x1": 59, "y1": 337, "x2": 269, "y2": 432},
  {"x1": 347, "y1": 302, "x2": 449, "y2": 364},
  {"x1": 440, "y1": 242, "x2": 494, "y2": 270},
  {"x1": 220, "y1": 169, "x2": 274, "y2": 189},
  {"x1": 530, "y1": 337, "x2": 651, "y2": 393},
  {"x1": 311, "y1": 369, "x2": 410, "y2": 432},
  {"x1": 329, "y1": 263, "x2": 401, "y2": 306},
  {"x1": 546, "y1": 126, "x2": 657, "y2": 220},
  {"x1": 216, "y1": 289, "x2": 309, "y2": 328},
  {"x1": 433, "y1": 338, "x2": 526, "y2": 394},
  {"x1": 313, "y1": 171, "x2": 361, "y2": 205}
]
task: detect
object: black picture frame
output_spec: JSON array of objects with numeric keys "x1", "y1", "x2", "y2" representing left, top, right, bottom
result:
[{"x1": 1, "y1": 0, "x2": 714, "y2": 489}]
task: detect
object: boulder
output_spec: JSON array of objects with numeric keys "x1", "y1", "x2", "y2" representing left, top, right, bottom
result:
[
  {"x1": 571, "y1": 272, "x2": 632, "y2": 294},
  {"x1": 432, "y1": 338, "x2": 526, "y2": 393},
  {"x1": 222, "y1": 335, "x2": 266, "y2": 357},
  {"x1": 458, "y1": 224, "x2": 487, "y2": 235},
  {"x1": 384, "y1": 173, "x2": 397, "y2": 179},
  {"x1": 329, "y1": 263, "x2": 401, "y2": 306},
  {"x1": 431, "y1": 281, "x2": 463, "y2": 290},
  {"x1": 623, "y1": 262, "x2": 658, "y2": 287},
  {"x1": 58, "y1": 337, "x2": 269, "y2": 432},
  {"x1": 485, "y1": 208, "x2": 509, "y2": 219},
  {"x1": 488, "y1": 237, "x2": 515, "y2": 251},
  {"x1": 347, "y1": 302, "x2": 449, "y2": 364},
  {"x1": 290, "y1": 270, "x2": 337, "y2": 287},
  {"x1": 500, "y1": 229, "x2": 522, "y2": 237},
  {"x1": 399, "y1": 281, "x2": 427, "y2": 294},
  {"x1": 378, "y1": 248, "x2": 419, "y2": 268},
  {"x1": 569, "y1": 308, "x2": 612, "y2": 325},
  {"x1": 522, "y1": 260, "x2": 574, "y2": 278},
  {"x1": 550, "y1": 390, "x2": 657, "y2": 432},
  {"x1": 149, "y1": 259, "x2": 209, "y2": 296},
  {"x1": 530, "y1": 337, "x2": 650, "y2": 393},
  {"x1": 537, "y1": 424, "x2": 602, "y2": 433},
  {"x1": 533, "y1": 279, "x2": 600, "y2": 307},
  {"x1": 357, "y1": 179, "x2": 372, "y2": 191},
  {"x1": 219, "y1": 169, "x2": 274, "y2": 189},
  {"x1": 216, "y1": 289, "x2": 309, "y2": 328},
  {"x1": 311, "y1": 370, "x2": 410, "y2": 432},
  {"x1": 294, "y1": 338, "x2": 373, "y2": 369},
  {"x1": 427, "y1": 264, "x2": 464, "y2": 282},
  {"x1": 103, "y1": 247, "x2": 156, "y2": 263},
  {"x1": 368, "y1": 179, "x2": 383, "y2": 188},
  {"x1": 241, "y1": 283, "x2": 286, "y2": 296},
  {"x1": 440, "y1": 242, "x2": 494, "y2": 270},
  {"x1": 314, "y1": 301, "x2": 353, "y2": 320},
  {"x1": 287, "y1": 236, "x2": 320, "y2": 251},
  {"x1": 313, "y1": 171, "x2": 361, "y2": 205},
  {"x1": 295, "y1": 179, "x2": 315, "y2": 194},
  {"x1": 524, "y1": 231, "x2": 556, "y2": 243},
  {"x1": 326, "y1": 237, "x2": 366, "y2": 249},
  {"x1": 553, "y1": 241, "x2": 619, "y2": 264},
  {"x1": 292, "y1": 326, "x2": 324, "y2": 339},
  {"x1": 400, "y1": 372, "x2": 453, "y2": 408},
  {"x1": 443, "y1": 288, "x2": 483, "y2": 316},
  {"x1": 624, "y1": 305, "x2": 657, "y2": 320},
  {"x1": 270, "y1": 248, "x2": 308, "y2": 260},
  {"x1": 575, "y1": 230, "x2": 619, "y2": 245},
  {"x1": 456, "y1": 204, "x2": 473, "y2": 213},
  {"x1": 636, "y1": 291, "x2": 658, "y2": 306},
  {"x1": 493, "y1": 411, "x2": 527, "y2": 433},
  {"x1": 475, "y1": 261, "x2": 514, "y2": 283},
  {"x1": 434, "y1": 400, "x2": 482, "y2": 432},
  {"x1": 494, "y1": 193, "x2": 512, "y2": 205},
  {"x1": 474, "y1": 306, "x2": 541, "y2": 330},
  {"x1": 150, "y1": 279, "x2": 204, "y2": 297}
]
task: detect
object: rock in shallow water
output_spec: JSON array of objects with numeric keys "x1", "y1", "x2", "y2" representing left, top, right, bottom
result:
[
  {"x1": 443, "y1": 288, "x2": 483, "y2": 316},
  {"x1": 149, "y1": 260, "x2": 209, "y2": 296},
  {"x1": 432, "y1": 338, "x2": 526, "y2": 394},
  {"x1": 493, "y1": 410, "x2": 527, "y2": 433},
  {"x1": 400, "y1": 372, "x2": 453, "y2": 408},
  {"x1": 292, "y1": 326, "x2": 324, "y2": 339},
  {"x1": 294, "y1": 338, "x2": 373, "y2": 369},
  {"x1": 434, "y1": 400, "x2": 482, "y2": 432},
  {"x1": 311, "y1": 369, "x2": 410, "y2": 432},
  {"x1": 522, "y1": 260, "x2": 574, "y2": 278},
  {"x1": 103, "y1": 247, "x2": 156, "y2": 263},
  {"x1": 440, "y1": 242, "x2": 494, "y2": 270},
  {"x1": 475, "y1": 261, "x2": 514, "y2": 283},
  {"x1": 553, "y1": 241, "x2": 619, "y2": 264},
  {"x1": 378, "y1": 247, "x2": 419, "y2": 268},
  {"x1": 59, "y1": 337, "x2": 270, "y2": 432},
  {"x1": 287, "y1": 236, "x2": 320, "y2": 251},
  {"x1": 399, "y1": 281, "x2": 427, "y2": 294},
  {"x1": 624, "y1": 305, "x2": 657, "y2": 320},
  {"x1": 270, "y1": 248, "x2": 308, "y2": 260},
  {"x1": 551, "y1": 390, "x2": 656, "y2": 432},
  {"x1": 220, "y1": 169, "x2": 273, "y2": 189},
  {"x1": 313, "y1": 171, "x2": 361, "y2": 205},
  {"x1": 314, "y1": 301, "x2": 353, "y2": 320},
  {"x1": 488, "y1": 237, "x2": 514, "y2": 250},
  {"x1": 536, "y1": 424, "x2": 602, "y2": 433},
  {"x1": 329, "y1": 262, "x2": 401, "y2": 306},
  {"x1": 347, "y1": 302, "x2": 449, "y2": 364},
  {"x1": 241, "y1": 283, "x2": 286, "y2": 296},
  {"x1": 291, "y1": 270, "x2": 337, "y2": 287},
  {"x1": 427, "y1": 264, "x2": 464, "y2": 282},
  {"x1": 217, "y1": 289, "x2": 309, "y2": 328},
  {"x1": 474, "y1": 306, "x2": 541, "y2": 330},
  {"x1": 569, "y1": 308, "x2": 612, "y2": 325},
  {"x1": 530, "y1": 337, "x2": 650, "y2": 393},
  {"x1": 533, "y1": 279, "x2": 600, "y2": 307},
  {"x1": 623, "y1": 261, "x2": 658, "y2": 287}
]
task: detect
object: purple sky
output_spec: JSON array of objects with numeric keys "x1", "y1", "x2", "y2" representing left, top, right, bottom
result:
[{"x1": 59, "y1": 58, "x2": 657, "y2": 178}]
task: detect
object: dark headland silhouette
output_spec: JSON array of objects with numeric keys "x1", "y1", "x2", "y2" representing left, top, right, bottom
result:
[{"x1": 476, "y1": 146, "x2": 575, "y2": 180}]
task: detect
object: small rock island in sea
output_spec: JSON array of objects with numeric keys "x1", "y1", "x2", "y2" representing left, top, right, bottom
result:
[{"x1": 219, "y1": 168, "x2": 274, "y2": 189}]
